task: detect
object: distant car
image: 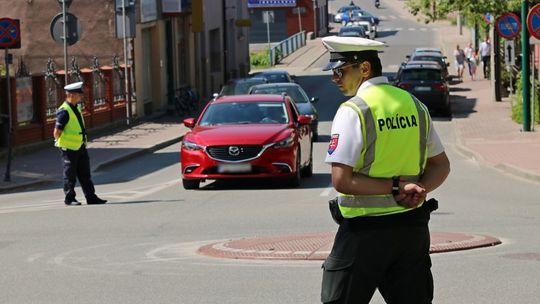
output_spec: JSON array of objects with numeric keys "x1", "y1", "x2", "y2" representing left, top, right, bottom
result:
[
  {"x1": 180, "y1": 94, "x2": 313, "y2": 189},
  {"x1": 333, "y1": 4, "x2": 362, "y2": 23},
  {"x1": 413, "y1": 47, "x2": 443, "y2": 55},
  {"x1": 219, "y1": 77, "x2": 268, "y2": 96},
  {"x1": 338, "y1": 25, "x2": 368, "y2": 38},
  {"x1": 393, "y1": 61, "x2": 451, "y2": 117},
  {"x1": 251, "y1": 70, "x2": 295, "y2": 83},
  {"x1": 348, "y1": 21, "x2": 375, "y2": 39},
  {"x1": 405, "y1": 51, "x2": 450, "y2": 80},
  {"x1": 248, "y1": 82, "x2": 319, "y2": 141},
  {"x1": 342, "y1": 10, "x2": 380, "y2": 29}
]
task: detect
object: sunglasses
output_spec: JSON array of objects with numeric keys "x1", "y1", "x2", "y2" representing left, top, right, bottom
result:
[{"x1": 332, "y1": 62, "x2": 360, "y2": 78}]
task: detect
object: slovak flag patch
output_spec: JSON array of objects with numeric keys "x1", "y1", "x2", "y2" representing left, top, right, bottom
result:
[{"x1": 328, "y1": 134, "x2": 339, "y2": 155}]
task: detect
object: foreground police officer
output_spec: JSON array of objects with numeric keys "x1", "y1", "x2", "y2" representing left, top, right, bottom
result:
[
  {"x1": 54, "y1": 82, "x2": 107, "y2": 206},
  {"x1": 320, "y1": 36, "x2": 450, "y2": 303}
]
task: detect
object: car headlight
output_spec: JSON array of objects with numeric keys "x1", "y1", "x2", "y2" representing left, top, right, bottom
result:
[
  {"x1": 182, "y1": 139, "x2": 204, "y2": 151},
  {"x1": 273, "y1": 135, "x2": 295, "y2": 149}
]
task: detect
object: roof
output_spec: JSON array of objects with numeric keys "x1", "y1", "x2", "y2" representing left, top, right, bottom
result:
[
  {"x1": 213, "y1": 94, "x2": 287, "y2": 104},
  {"x1": 402, "y1": 61, "x2": 443, "y2": 70},
  {"x1": 250, "y1": 82, "x2": 300, "y2": 89}
]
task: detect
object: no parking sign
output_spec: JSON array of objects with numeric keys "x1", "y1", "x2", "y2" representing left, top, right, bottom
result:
[
  {"x1": 527, "y1": 4, "x2": 540, "y2": 40},
  {"x1": 0, "y1": 18, "x2": 21, "y2": 49},
  {"x1": 496, "y1": 13, "x2": 521, "y2": 40}
]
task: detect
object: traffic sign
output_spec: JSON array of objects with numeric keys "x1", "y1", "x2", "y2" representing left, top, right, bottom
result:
[
  {"x1": 504, "y1": 40, "x2": 515, "y2": 66},
  {"x1": 57, "y1": 0, "x2": 73, "y2": 9},
  {"x1": 50, "y1": 12, "x2": 82, "y2": 46},
  {"x1": 527, "y1": 4, "x2": 540, "y2": 40},
  {"x1": 496, "y1": 13, "x2": 521, "y2": 40},
  {"x1": 0, "y1": 18, "x2": 21, "y2": 49}
]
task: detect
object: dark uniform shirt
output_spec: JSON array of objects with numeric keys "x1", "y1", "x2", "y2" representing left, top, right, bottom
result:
[{"x1": 55, "y1": 103, "x2": 87, "y2": 143}]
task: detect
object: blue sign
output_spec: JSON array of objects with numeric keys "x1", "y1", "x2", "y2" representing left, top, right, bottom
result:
[
  {"x1": 0, "y1": 18, "x2": 20, "y2": 49},
  {"x1": 496, "y1": 13, "x2": 521, "y2": 39},
  {"x1": 248, "y1": 0, "x2": 296, "y2": 8},
  {"x1": 527, "y1": 4, "x2": 540, "y2": 40}
]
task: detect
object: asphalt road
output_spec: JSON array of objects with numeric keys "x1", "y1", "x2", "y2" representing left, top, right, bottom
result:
[{"x1": 1, "y1": 1, "x2": 540, "y2": 303}]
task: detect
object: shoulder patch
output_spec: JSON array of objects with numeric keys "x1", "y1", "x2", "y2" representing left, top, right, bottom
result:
[{"x1": 328, "y1": 134, "x2": 339, "y2": 155}]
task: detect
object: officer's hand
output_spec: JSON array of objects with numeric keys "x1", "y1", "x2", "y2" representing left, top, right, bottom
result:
[{"x1": 394, "y1": 183, "x2": 426, "y2": 208}]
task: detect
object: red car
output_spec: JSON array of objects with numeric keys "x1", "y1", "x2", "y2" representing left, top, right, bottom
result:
[{"x1": 180, "y1": 94, "x2": 313, "y2": 189}]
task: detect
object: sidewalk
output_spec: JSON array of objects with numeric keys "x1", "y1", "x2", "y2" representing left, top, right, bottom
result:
[{"x1": 0, "y1": 114, "x2": 189, "y2": 192}]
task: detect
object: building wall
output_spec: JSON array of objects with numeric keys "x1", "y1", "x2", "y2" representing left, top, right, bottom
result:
[{"x1": 0, "y1": 0, "x2": 123, "y2": 75}]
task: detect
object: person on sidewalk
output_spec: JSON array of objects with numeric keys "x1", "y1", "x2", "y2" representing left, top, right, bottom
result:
[
  {"x1": 464, "y1": 42, "x2": 474, "y2": 78},
  {"x1": 479, "y1": 37, "x2": 491, "y2": 79},
  {"x1": 469, "y1": 50, "x2": 478, "y2": 81},
  {"x1": 453, "y1": 44, "x2": 466, "y2": 81},
  {"x1": 319, "y1": 36, "x2": 450, "y2": 304},
  {"x1": 54, "y1": 82, "x2": 107, "y2": 206}
]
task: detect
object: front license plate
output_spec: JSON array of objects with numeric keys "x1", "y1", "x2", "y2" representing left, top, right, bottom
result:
[
  {"x1": 415, "y1": 86, "x2": 431, "y2": 92},
  {"x1": 218, "y1": 163, "x2": 252, "y2": 173}
]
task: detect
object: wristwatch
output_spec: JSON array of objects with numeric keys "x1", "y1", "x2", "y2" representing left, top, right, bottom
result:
[{"x1": 392, "y1": 176, "x2": 400, "y2": 196}]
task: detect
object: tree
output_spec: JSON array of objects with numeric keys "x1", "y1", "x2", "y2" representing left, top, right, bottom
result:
[{"x1": 405, "y1": 0, "x2": 522, "y2": 26}]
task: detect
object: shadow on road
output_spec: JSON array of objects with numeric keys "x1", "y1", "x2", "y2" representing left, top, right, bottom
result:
[{"x1": 198, "y1": 173, "x2": 331, "y2": 191}]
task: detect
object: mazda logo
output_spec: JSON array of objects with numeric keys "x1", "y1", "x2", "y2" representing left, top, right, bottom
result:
[{"x1": 228, "y1": 146, "x2": 240, "y2": 156}]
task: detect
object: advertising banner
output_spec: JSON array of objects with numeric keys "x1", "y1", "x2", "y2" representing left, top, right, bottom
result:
[{"x1": 247, "y1": 0, "x2": 296, "y2": 8}]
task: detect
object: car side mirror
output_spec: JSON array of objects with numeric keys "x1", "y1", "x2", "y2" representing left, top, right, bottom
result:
[
  {"x1": 310, "y1": 97, "x2": 319, "y2": 103},
  {"x1": 297, "y1": 115, "x2": 312, "y2": 125},
  {"x1": 183, "y1": 118, "x2": 196, "y2": 128},
  {"x1": 406, "y1": 55, "x2": 410, "y2": 60}
]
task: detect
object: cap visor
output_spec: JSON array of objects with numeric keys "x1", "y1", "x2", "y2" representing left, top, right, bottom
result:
[{"x1": 323, "y1": 60, "x2": 347, "y2": 71}]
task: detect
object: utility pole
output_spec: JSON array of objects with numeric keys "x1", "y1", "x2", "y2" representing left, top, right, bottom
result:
[
  {"x1": 522, "y1": 0, "x2": 531, "y2": 131},
  {"x1": 62, "y1": 0, "x2": 68, "y2": 84}
]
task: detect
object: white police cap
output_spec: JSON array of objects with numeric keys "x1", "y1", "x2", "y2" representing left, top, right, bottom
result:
[
  {"x1": 322, "y1": 36, "x2": 386, "y2": 71},
  {"x1": 64, "y1": 81, "x2": 84, "y2": 93}
]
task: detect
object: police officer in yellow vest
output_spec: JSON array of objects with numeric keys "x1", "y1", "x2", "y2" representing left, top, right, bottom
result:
[
  {"x1": 54, "y1": 82, "x2": 107, "y2": 206},
  {"x1": 320, "y1": 36, "x2": 450, "y2": 303}
]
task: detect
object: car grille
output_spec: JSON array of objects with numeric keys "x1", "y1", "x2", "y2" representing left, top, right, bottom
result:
[{"x1": 206, "y1": 145, "x2": 263, "y2": 162}]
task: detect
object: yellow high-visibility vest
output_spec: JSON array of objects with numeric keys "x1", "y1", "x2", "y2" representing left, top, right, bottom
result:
[
  {"x1": 338, "y1": 84, "x2": 430, "y2": 218},
  {"x1": 55, "y1": 102, "x2": 85, "y2": 150}
]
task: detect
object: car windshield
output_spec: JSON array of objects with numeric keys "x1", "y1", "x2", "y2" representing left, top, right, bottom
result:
[
  {"x1": 401, "y1": 69, "x2": 443, "y2": 81},
  {"x1": 258, "y1": 73, "x2": 290, "y2": 83},
  {"x1": 412, "y1": 56, "x2": 443, "y2": 64},
  {"x1": 221, "y1": 79, "x2": 265, "y2": 95},
  {"x1": 251, "y1": 86, "x2": 309, "y2": 103},
  {"x1": 199, "y1": 102, "x2": 289, "y2": 126}
]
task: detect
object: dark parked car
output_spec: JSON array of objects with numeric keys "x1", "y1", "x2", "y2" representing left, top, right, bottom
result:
[
  {"x1": 251, "y1": 70, "x2": 295, "y2": 83},
  {"x1": 338, "y1": 25, "x2": 368, "y2": 38},
  {"x1": 219, "y1": 77, "x2": 268, "y2": 96},
  {"x1": 249, "y1": 83, "x2": 319, "y2": 141},
  {"x1": 405, "y1": 51, "x2": 450, "y2": 80},
  {"x1": 392, "y1": 61, "x2": 451, "y2": 117},
  {"x1": 180, "y1": 94, "x2": 313, "y2": 189}
]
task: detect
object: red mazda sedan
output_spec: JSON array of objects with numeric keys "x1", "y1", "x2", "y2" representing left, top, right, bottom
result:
[{"x1": 180, "y1": 94, "x2": 313, "y2": 189}]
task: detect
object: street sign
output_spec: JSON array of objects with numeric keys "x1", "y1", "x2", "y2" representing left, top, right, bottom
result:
[
  {"x1": 504, "y1": 40, "x2": 515, "y2": 66},
  {"x1": 292, "y1": 7, "x2": 306, "y2": 14},
  {"x1": 496, "y1": 13, "x2": 521, "y2": 40},
  {"x1": 57, "y1": 0, "x2": 73, "y2": 9},
  {"x1": 50, "y1": 12, "x2": 82, "y2": 46},
  {"x1": 527, "y1": 4, "x2": 540, "y2": 40},
  {"x1": 262, "y1": 11, "x2": 274, "y2": 24},
  {"x1": 0, "y1": 18, "x2": 21, "y2": 49}
]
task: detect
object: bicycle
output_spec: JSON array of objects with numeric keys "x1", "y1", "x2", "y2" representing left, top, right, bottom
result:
[{"x1": 174, "y1": 85, "x2": 198, "y2": 117}]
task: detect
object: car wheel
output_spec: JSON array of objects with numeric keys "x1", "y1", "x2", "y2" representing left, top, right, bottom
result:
[
  {"x1": 288, "y1": 150, "x2": 301, "y2": 188},
  {"x1": 182, "y1": 179, "x2": 200, "y2": 190},
  {"x1": 301, "y1": 143, "x2": 313, "y2": 178}
]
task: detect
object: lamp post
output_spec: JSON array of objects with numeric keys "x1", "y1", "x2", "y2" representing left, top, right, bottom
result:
[{"x1": 521, "y1": 0, "x2": 531, "y2": 131}]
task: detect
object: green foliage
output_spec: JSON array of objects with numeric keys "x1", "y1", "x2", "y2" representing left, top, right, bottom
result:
[
  {"x1": 250, "y1": 51, "x2": 270, "y2": 69},
  {"x1": 405, "y1": 0, "x2": 522, "y2": 25},
  {"x1": 511, "y1": 73, "x2": 540, "y2": 124},
  {"x1": 0, "y1": 64, "x2": 5, "y2": 77}
]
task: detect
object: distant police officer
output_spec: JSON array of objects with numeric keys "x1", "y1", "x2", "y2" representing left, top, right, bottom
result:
[
  {"x1": 54, "y1": 82, "x2": 107, "y2": 206},
  {"x1": 320, "y1": 36, "x2": 450, "y2": 303}
]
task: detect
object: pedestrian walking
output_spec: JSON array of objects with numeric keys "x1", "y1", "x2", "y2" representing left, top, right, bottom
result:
[
  {"x1": 54, "y1": 82, "x2": 107, "y2": 206},
  {"x1": 479, "y1": 37, "x2": 491, "y2": 79},
  {"x1": 319, "y1": 36, "x2": 450, "y2": 304},
  {"x1": 469, "y1": 51, "x2": 478, "y2": 81},
  {"x1": 453, "y1": 44, "x2": 466, "y2": 81},
  {"x1": 464, "y1": 42, "x2": 474, "y2": 77}
]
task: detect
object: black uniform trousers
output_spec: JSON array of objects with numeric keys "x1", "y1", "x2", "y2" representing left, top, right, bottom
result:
[
  {"x1": 321, "y1": 205, "x2": 433, "y2": 304},
  {"x1": 61, "y1": 145, "x2": 97, "y2": 202}
]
